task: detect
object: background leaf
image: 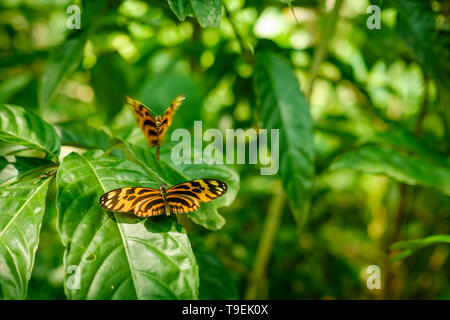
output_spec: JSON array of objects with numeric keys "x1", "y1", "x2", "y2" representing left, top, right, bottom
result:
[
  {"x1": 167, "y1": 0, "x2": 222, "y2": 28},
  {"x1": 196, "y1": 250, "x2": 238, "y2": 299},
  {"x1": 329, "y1": 145, "x2": 450, "y2": 196},
  {"x1": 254, "y1": 51, "x2": 315, "y2": 227},
  {"x1": 0, "y1": 104, "x2": 61, "y2": 162},
  {"x1": 56, "y1": 150, "x2": 199, "y2": 299},
  {"x1": 39, "y1": 35, "x2": 86, "y2": 110},
  {"x1": 0, "y1": 176, "x2": 51, "y2": 299}
]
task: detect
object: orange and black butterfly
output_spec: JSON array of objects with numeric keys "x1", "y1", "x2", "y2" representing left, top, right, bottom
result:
[
  {"x1": 125, "y1": 95, "x2": 185, "y2": 161},
  {"x1": 99, "y1": 179, "x2": 227, "y2": 217}
]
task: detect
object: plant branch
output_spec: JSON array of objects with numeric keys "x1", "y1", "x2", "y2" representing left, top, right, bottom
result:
[
  {"x1": 245, "y1": 182, "x2": 286, "y2": 299},
  {"x1": 306, "y1": 0, "x2": 344, "y2": 101}
]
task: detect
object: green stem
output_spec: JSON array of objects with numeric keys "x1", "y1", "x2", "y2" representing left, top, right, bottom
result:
[
  {"x1": 306, "y1": 0, "x2": 344, "y2": 100},
  {"x1": 223, "y1": 4, "x2": 254, "y2": 59},
  {"x1": 245, "y1": 183, "x2": 286, "y2": 299}
]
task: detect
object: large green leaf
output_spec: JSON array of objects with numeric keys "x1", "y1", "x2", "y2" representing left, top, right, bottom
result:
[
  {"x1": 254, "y1": 51, "x2": 315, "y2": 227},
  {"x1": 39, "y1": 34, "x2": 86, "y2": 110},
  {"x1": 196, "y1": 250, "x2": 238, "y2": 299},
  {"x1": 166, "y1": 0, "x2": 222, "y2": 28},
  {"x1": 391, "y1": 234, "x2": 450, "y2": 261},
  {"x1": 114, "y1": 141, "x2": 239, "y2": 231},
  {"x1": 0, "y1": 176, "x2": 51, "y2": 299},
  {"x1": 56, "y1": 150, "x2": 199, "y2": 299},
  {"x1": 330, "y1": 145, "x2": 450, "y2": 196},
  {"x1": 0, "y1": 104, "x2": 61, "y2": 162}
]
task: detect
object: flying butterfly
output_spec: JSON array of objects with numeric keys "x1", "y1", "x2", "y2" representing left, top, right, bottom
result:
[
  {"x1": 125, "y1": 95, "x2": 185, "y2": 160},
  {"x1": 99, "y1": 179, "x2": 227, "y2": 217}
]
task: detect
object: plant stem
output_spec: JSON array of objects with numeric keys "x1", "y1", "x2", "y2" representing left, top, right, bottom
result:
[
  {"x1": 245, "y1": 183, "x2": 286, "y2": 299},
  {"x1": 306, "y1": 0, "x2": 344, "y2": 101},
  {"x1": 223, "y1": 3, "x2": 254, "y2": 60}
]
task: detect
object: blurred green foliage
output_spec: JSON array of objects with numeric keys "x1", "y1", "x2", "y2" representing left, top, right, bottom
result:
[{"x1": 0, "y1": 0, "x2": 449, "y2": 299}]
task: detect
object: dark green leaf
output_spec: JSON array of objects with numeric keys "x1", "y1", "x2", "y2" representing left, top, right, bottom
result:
[
  {"x1": 254, "y1": 51, "x2": 315, "y2": 228},
  {"x1": 57, "y1": 122, "x2": 112, "y2": 150},
  {"x1": 0, "y1": 176, "x2": 51, "y2": 299},
  {"x1": 330, "y1": 145, "x2": 450, "y2": 196},
  {"x1": 0, "y1": 104, "x2": 61, "y2": 162},
  {"x1": 90, "y1": 53, "x2": 129, "y2": 122},
  {"x1": 167, "y1": 0, "x2": 222, "y2": 28},
  {"x1": 196, "y1": 251, "x2": 238, "y2": 299},
  {"x1": 56, "y1": 150, "x2": 199, "y2": 299}
]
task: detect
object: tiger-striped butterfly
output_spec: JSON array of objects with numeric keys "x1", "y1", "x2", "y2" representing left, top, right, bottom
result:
[
  {"x1": 99, "y1": 179, "x2": 227, "y2": 217},
  {"x1": 125, "y1": 95, "x2": 185, "y2": 161}
]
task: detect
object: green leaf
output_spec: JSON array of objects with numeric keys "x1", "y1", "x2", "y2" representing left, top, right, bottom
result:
[
  {"x1": 0, "y1": 156, "x2": 54, "y2": 186},
  {"x1": 0, "y1": 104, "x2": 61, "y2": 162},
  {"x1": 196, "y1": 250, "x2": 238, "y2": 299},
  {"x1": 330, "y1": 145, "x2": 450, "y2": 196},
  {"x1": 0, "y1": 72, "x2": 32, "y2": 103},
  {"x1": 57, "y1": 122, "x2": 112, "y2": 150},
  {"x1": 39, "y1": 34, "x2": 86, "y2": 110},
  {"x1": 0, "y1": 176, "x2": 51, "y2": 299},
  {"x1": 114, "y1": 141, "x2": 239, "y2": 231},
  {"x1": 166, "y1": 0, "x2": 222, "y2": 28},
  {"x1": 391, "y1": 234, "x2": 450, "y2": 261},
  {"x1": 360, "y1": 126, "x2": 449, "y2": 167},
  {"x1": 56, "y1": 150, "x2": 199, "y2": 299},
  {"x1": 90, "y1": 53, "x2": 129, "y2": 122},
  {"x1": 254, "y1": 51, "x2": 315, "y2": 228}
]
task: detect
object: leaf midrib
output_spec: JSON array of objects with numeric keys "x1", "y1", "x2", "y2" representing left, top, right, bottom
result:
[
  {"x1": 78, "y1": 153, "x2": 139, "y2": 298},
  {"x1": 0, "y1": 178, "x2": 50, "y2": 239}
]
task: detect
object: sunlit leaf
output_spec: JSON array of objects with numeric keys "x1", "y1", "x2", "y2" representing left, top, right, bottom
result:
[
  {"x1": 56, "y1": 150, "x2": 199, "y2": 299},
  {"x1": 0, "y1": 176, "x2": 52, "y2": 299},
  {"x1": 0, "y1": 104, "x2": 61, "y2": 162}
]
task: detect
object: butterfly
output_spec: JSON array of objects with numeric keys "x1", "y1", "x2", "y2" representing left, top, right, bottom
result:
[
  {"x1": 125, "y1": 95, "x2": 185, "y2": 161},
  {"x1": 99, "y1": 179, "x2": 227, "y2": 217}
]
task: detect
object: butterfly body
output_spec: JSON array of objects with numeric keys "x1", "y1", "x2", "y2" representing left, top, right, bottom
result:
[
  {"x1": 125, "y1": 95, "x2": 185, "y2": 161},
  {"x1": 99, "y1": 179, "x2": 227, "y2": 218},
  {"x1": 158, "y1": 184, "x2": 171, "y2": 216}
]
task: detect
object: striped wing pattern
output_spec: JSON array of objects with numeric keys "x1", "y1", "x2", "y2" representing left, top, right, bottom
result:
[
  {"x1": 158, "y1": 95, "x2": 185, "y2": 141},
  {"x1": 99, "y1": 179, "x2": 227, "y2": 217},
  {"x1": 125, "y1": 96, "x2": 158, "y2": 147},
  {"x1": 124, "y1": 95, "x2": 185, "y2": 148},
  {"x1": 99, "y1": 187, "x2": 161, "y2": 217}
]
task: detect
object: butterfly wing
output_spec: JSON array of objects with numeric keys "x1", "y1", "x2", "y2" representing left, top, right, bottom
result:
[
  {"x1": 166, "y1": 194, "x2": 200, "y2": 214},
  {"x1": 125, "y1": 96, "x2": 159, "y2": 147},
  {"x1": 158, "y1": 95, "x2": 185, "y2": 141},
  {"x1": 99, "y1": 187, "x2": 164, "y2": 217},
  {"x1": 166, "y1": 179, "x2": 227, "y2": 213}
]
